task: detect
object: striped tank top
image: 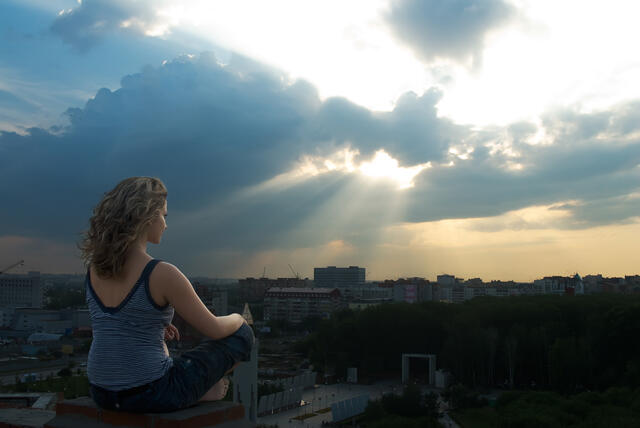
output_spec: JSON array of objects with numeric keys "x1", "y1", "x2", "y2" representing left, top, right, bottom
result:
[{"x1": 86, "y1": 259, "x2": 174, "y2": 391}]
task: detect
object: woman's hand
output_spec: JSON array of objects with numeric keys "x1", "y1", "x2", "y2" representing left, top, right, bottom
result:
[{"x1": 164, "y1": 323, "x2": 180, "y2": 341}]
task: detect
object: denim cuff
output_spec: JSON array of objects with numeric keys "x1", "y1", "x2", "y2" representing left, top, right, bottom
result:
[{"x1": 233, "y1": 323, "x2": 255, "y2": 361}]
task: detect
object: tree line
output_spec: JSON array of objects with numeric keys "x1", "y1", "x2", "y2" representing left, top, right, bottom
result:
[
  {"x1": 453, "y1": 388, "x2": 640, "y2": 427},
  {"x1": 298, "y1": 294, "x2": 640, "y2": 392}
]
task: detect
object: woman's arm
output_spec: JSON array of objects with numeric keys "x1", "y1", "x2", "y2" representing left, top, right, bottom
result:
[{"x1": 153, "y1": 262, "x2": 245, "y2": 340}]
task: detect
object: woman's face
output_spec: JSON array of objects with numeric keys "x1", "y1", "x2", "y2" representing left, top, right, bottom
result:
[{"x1": 147, "y1": 199, "x2": 168, "y2": 244}]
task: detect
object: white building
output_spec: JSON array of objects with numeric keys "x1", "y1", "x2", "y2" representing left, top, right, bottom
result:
[
  {"x1": 436, "y1": 285, "x2": 450, "y2": 302},
  {"x1": 533, "y1": 276, "x2": 575, "y2": 295},
  {"x1": 0, "y1": 271, "x2": 43, "y2": 308},
  {"x1": 436, "y1": 274, "x2": 456, "y2": 286},
  {"x1": 464, "y1": 285, "x2": 487, "y2": 301},
  {"x1": 393, "y1": 283, "x2": 418, "y2": 303}
]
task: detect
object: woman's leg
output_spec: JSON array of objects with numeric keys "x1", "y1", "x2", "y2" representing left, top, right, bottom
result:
[
  {"x1": 116, "y1": 324, "x2": 253, "y2": 412},
  {"x1": 166, "y1": 323, "x2": 254, "y2": 408}
]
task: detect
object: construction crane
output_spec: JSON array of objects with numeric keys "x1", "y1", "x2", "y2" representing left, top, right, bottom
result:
[
  {"x1": 288, "y1": 264, "x2": 300, "y2": 280},
  {"x1": 0, "y1": 260, "x2": 24, "y2": 275}
]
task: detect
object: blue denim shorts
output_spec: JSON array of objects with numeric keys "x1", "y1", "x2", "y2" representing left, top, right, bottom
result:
[{"x1": 90, "y1": 323, "x2": 254, "y2": 413}]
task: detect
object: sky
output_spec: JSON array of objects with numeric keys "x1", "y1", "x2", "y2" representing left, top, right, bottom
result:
[{"x1": 1, "y1": 0, "x2": 640, "y2": 281}]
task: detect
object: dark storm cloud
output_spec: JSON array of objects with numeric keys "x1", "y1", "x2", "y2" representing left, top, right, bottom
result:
[
  {"x1": 2, "y1": 53, "x2": 640, "y2": 273},
  {"x1": 0, "y1": 53, "x2": 323, "y2": 239},
  {"x1": 0, "y1": 53, "x2": 461, "y2": 271},
  {"x1": 50, "y1": 0, "x2": 166, "y2": 52},
  {"x1": 384, "y1": 0, "x2": 515, "y2": 67},
  {"x1": 310, "y1": 88, "x2": 460, "y2": 164}
]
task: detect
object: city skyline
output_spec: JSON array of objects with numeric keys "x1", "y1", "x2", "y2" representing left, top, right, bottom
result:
[
  {"x1": 5, "y1": 265, "x2": 640, "y2": 285},
  {"x1": 1, "y1": 1, "x2": 640, "y2": 281}
]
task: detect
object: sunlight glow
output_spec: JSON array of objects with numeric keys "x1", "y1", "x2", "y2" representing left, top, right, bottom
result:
[
  {"x1": 291, "y1": 148, "x2": 430, "y2": 189},
  {"x1": 161, "y1": 0, "x2": 429, "y2": 112},
  {"x1": 244, "y1": 148, "x2": 429, "y2": 194},
  {"x1": 359, "y1": 150, "x2": 430, "y2": 189},
  {"x1": 400, "y1": 202, "x2": 577, "y2": 249},
  {"x1": 438, "y1": 0, "x2": 640, "y2": 126}
]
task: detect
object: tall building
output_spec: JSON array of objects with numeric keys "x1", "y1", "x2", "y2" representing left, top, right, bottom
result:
[
  {"x1": 0, "y1": 271, "x2": 43, "y2": 308},
  {"x1": 314, "y1": 266, "x2": 366, "y2": 303},
  {"x1": 314, "y1": 266, "x2": 365, "y2": 287}
]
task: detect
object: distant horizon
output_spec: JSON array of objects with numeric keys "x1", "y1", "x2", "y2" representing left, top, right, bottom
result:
[{"x1": 12, "y1": 268, "x2": 639, "y2": 285}]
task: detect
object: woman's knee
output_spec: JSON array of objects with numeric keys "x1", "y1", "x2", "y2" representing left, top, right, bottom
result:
[
  {"x1": 198, "y1": 323, "x2": 254, "y2": 362},
  {"x1": 229, "y1": 323, "x2": 254, "y2": 361}
]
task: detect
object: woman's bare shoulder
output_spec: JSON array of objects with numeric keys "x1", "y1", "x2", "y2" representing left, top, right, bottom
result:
[
  {"x1": 151, "y1": 261, "x2": 189, "y2": 287},
  {"x1": 147, "y1": 261, "x2": 191, "y2": 307},
  {"x1": 154, "y1": 261, "x2": 182, "y2": 275}
]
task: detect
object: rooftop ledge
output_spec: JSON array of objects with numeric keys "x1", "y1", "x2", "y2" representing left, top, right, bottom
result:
[{"x1": 37, "y1": 397, "x2": 255, "y2": 428}]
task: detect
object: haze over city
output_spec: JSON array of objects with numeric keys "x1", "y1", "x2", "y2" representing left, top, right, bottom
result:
[{"x1": 2, "y1": 0, "x2": 640, "y2": 281}]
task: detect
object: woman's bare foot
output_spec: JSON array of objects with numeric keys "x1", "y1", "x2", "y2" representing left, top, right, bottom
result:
[{"x1": 200, "y1": 377, "x2": 229, "y2": 401}]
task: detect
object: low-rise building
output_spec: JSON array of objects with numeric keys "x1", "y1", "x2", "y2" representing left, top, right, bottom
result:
[
  {"x1": 348, "y1": 298, "x2": 392, "y2": 310},
  {"x1": 3, "y1": 308, "x2": 90, "y2": 335},
  {"x1": 238, "y1": 277, "x2": 311, "y2": 302},
  {"x1": 0, "y1": 307, "x2": 15, "y2": 327},
  {"x1": 337, "y1": 283, "x2": 393, "y2": 302}
]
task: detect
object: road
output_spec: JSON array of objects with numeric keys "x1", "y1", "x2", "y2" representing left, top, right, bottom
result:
[
  {"x1": 256, "y1": 381, "x2": 462, "y2": 428},
  {"x1": 258, "y1": 380, "x2": 408, "y2": 427},
  {"x1": 0, "y1": 356, "x2": 87, "y2": 385}
]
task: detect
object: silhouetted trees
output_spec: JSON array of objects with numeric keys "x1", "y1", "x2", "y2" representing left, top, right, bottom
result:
[
  {"x1": 490, "y1": 388, "x2": 640, "y2": 427},
  {"x1": 44, "y1": 285, "x2": 86, "y2": 309},
  {"x1": 363, "y1": 385, "x2": 440, "y2": 427},
  {"x1": 299, "y1": 294, "x2": 640, "y2": 391}
]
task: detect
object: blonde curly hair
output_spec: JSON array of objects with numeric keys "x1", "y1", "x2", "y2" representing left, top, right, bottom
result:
[{"x1": 80, "y1": 177, "x2": 168, "y2": 278}]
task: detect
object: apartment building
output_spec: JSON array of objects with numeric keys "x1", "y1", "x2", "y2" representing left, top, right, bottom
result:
[
  {"x1": 0, "y1": 271, "x2": 43, "y2": 308},
  {"x1": 264, "y1": 287, "x2": 342, "y2": 323},
  {"x1": 238, "y1": 277, "x2": 311, "y2": 302}
]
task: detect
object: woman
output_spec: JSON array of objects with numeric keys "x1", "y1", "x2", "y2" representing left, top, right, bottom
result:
[{"x1": 80, "y1": 176, "x2": 253, "y2": 412}]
